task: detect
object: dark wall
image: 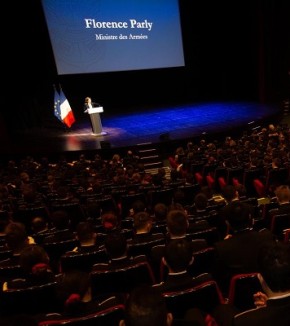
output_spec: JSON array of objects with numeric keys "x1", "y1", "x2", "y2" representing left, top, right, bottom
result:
[{"x1": 3, "y1": 0, "x2": 289, "y2": 133}]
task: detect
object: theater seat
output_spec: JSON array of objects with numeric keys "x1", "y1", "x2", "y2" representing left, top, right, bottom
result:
[
  {"x1": 162, "y1": 280, "x2": 225, "y2": 319},
  {"x1": 38, "y1": 303, "x2": 125, "y2": 326},
  {"x1": 90, "y1": 255, "x2": 156, "y2": 297},
  {"x1": 0, "y1": 281, "x2": 59, "y2": 315},
  {"x1": 227, "y1": 272, "x2": 262, "y2": 312}
]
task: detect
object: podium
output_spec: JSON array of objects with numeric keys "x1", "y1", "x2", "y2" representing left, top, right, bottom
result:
[{"x1": 87, "y1": 107, "x2": 106, "y2": 136}]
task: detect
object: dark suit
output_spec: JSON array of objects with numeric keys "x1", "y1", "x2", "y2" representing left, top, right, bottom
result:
[
  {"x1": 220, "y1": 200, "x2": 256, "y2": 222},
  {"x1": 149, "y1": 236, "x2": 208, "y2": 283},
  {"x1": 83, "y1": 102, "x2": 99, "y2": 113},
  {"x1": 213, "y1": 228, "x2": 275, "y2": 294},
  {"x1": 233, "y1": 295, "x2": 290, "y2": 326}
]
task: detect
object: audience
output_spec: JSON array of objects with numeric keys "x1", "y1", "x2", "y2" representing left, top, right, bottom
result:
[{"x1": 1, "y1": 121, "x2": 290, "y2": 322}]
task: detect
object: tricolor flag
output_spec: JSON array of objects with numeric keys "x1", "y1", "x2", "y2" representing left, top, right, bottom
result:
[
  {"x1": 53, "y1": 86, "x2": 75, "y2": 128},
  {"x1": 59, "y1": 88, "x2": 75, "y2": 128}
]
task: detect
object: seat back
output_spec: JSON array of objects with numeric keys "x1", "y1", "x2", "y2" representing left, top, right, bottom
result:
[
  {"x1": 0, "y1": 248, "x2": 13, "y2": 261},
  {"x1": 43, "y1": 239, "x2": 79, "y2": 273},
  {"x1": 189, "y1": 247, "x2": 216, "y2": 277},
  {"x1": 160, "y1": 246, "x2": 216, "y2": 281},
  {"x1": 150, "y1": 244, "x2": 165, "y2": 283},
  {"x1": 284, "y1": 228, "x2": 290, "y2": 243},
  {"x1": 38, "y1": 304, "x2": 125, "y2": 326},
  {"x1": 228, "y1": 272, "x2": 262, "y2": 312},
  {"x1": 243, "y1": 168, "x2": 264, "y2": 197},
  {"x1": 187, "y1": 227, "x2": 220, "y2": 246},
  {"x1": 128, "y1": 235, "x2": 165, "y2": 257},
  {"x1": 213, "y1": 167, "x2": 228, "y2": 192},
  {"x1": 60, "y1": 249, "x2": 108, "y2": 273},
  {"x1": 50, "y1": 202, "x2": 87, "y2": 231},
  {"x1": 91, "y1": 257, "x2": 156, "y2": 297},
  {"x1": 270, "y1": 213, "x2": 290, "y2": 240},
  {"x1": 0, "y1": 260, "x2": 23, "y2": 283},
  {"x1": 227, "y1": 167, "x2": 244, "y2": 185},
  {"x1": 0, "y1": 281, "x2": 59, "y2": 315},
  {"x1": 162, "y1": 280, "x2": 225, "y2": 319},
  {"x1": 13, "y1": 205, "x2": 50, "y2": 234}
]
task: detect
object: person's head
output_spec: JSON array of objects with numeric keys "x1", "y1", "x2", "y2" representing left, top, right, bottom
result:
[
  {"x1": 173, "y1": 189, "x2": 186, "y2": 206},
  {"x1": 120, "y1": 284, "x2": 173, "y2": 326},
  {"x1": 133, "y1": 211, "x2": 152, "y2": 233},
  {"x1": 104, "y1": 232, "x2": 128, "y2": 259},
  {"x1": 131, "y1": 199, "x2": 146, "y2": 215},
  {"x1": 153, "y1": 203, "x2": 168, "y2": 223},
  {"x1": 257, "y1": 241, "x2": 290, "y2": 295},
  {"x1": 275, "y1": 185, "x2": 290, "y2": 204},
  {"x1": 101, "y1": 212, "x2": 119, "y2": 231},
  {"x1": 227, "y1": 202, "x2": 252, "y2": 232},
  {"x1": 4, "y1": 222, "x2": 29, "y2": 252},
  {"x1": 166, "y1": 210, "x2": 188, "y2": 237},
  {"x1": 31, "y1": 216, "x2": 48, "y2": 234},
  {"x1": 76, "y1": 221, "x2": 96, "y2": 245},
  {"x1": 84, "y1": 97, "x2": 91, "y2": 104},
  {"x1": 194, "y1": 193, "x2": 208, "y2": 211},
  {"x1": 222, "y1": 185, "x2": 238, "y2": 203},
  {"x1": 19, "y1": 244, "x2": 50, "y2": 275},
  {"x1": 57, "y1": 270, "x2": 92, "y2": 313},
  {"x1": 163, "y1": 239, "x2": 193, "y2": 273}
]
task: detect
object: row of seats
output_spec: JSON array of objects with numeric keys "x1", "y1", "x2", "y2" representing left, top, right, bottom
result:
[{"x1": 0, "y1": 269, "x2": 261, "y2": 321}]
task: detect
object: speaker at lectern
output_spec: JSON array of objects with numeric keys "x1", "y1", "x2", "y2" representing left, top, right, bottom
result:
[{"x1": 87, "y1": 106, "x2": 107, "y2": 136}]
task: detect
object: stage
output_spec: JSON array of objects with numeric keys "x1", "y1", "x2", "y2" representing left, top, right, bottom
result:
[{"x1": 1, "y1": 101, "x2": 282, "y2": 160}]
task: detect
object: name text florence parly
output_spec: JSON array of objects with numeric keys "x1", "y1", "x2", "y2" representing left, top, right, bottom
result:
[{"x1": 84, "y1": 19, "x2": 153, "y2": 31}]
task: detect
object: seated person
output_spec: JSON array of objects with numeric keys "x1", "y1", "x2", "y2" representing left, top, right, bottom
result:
[
  {"x1": 120, "y1": 284, "x2": 207, "y2": 326},
  {"x1": 3, "y1": 244, "x2": 56, "y2": 290},
  {"x1": 153, "y1": 239, "x2": 212, "y2": 293},
  {"x1": 0, "y1": 221, "x2": 34, "y2": 266},
  {"x1": 31, "y1": 216, "x2": 51, "y2": 245},
  {"x1": 98, "y1": 212, "x2": 132, "y2": 242},
  {"x1": 151, "y1": 203, "x2": 168, "y2": 234},
  {"x1": 150, "y1": 209, "x2": 208, "y2": 280},
  {"x1": 232, "y1": 241, "x2": 290, "y2": 326},
  {"x1": 213, "y1": 201, "x2": 275, "y2": 295},
  {"x1": 73, "y1": 221, "x2": 100, "y2": 253},
  {"x1": 103, "y1": 232, "x2": 147, "y2": 269},
  {"x1": 38, "y1": 270, "x2": 122, "y2": 321},
  {"x1": 165, "y1": 209, "x2": 208, "y2": 250},
  {"x1": 212, "y1": 241, "x2": 290, "y2": 326},
  {"x1": 130, "y1": 211, "x2": 165, "y2": 244},
  {"x1": 187, "y1": 192, "x2": 209, "y2": 218}
]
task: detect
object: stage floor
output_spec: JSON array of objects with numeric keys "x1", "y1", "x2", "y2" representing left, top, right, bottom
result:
[{"x1": 1, "y1": 101, "x2": 282, "y2": 159}]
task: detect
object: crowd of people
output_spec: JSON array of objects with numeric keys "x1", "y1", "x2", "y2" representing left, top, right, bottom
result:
[{"x1": 0, "y1": 123, "x2": 289, "y2": 325}]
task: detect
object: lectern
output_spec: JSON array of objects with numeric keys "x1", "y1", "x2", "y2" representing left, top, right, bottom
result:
[{"x1": 87, "y1": 107, "x2": 106, "y2": 136}]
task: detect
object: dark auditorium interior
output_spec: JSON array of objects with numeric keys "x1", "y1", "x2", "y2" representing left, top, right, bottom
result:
[{"x1": 0, "y1": 0, "x2": 290, "y2": 325}]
